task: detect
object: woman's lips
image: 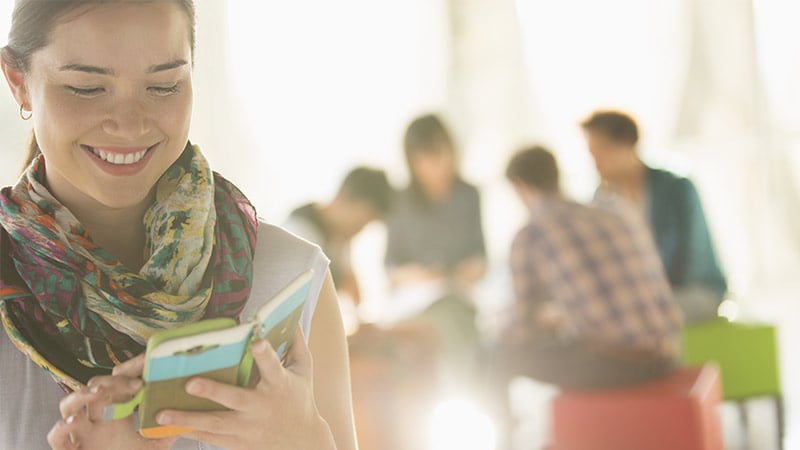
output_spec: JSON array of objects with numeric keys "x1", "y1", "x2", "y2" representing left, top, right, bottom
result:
[{"x1": 82, "y1": 143, "x2": 159, "y2": 175}]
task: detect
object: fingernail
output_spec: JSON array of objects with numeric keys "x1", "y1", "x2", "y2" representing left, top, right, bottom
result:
[
  {"x1": 89, "y1": 385, "x2": 100, "y2": 394},
  {"x1": 186, "y1": 380, "x2": 202, "y2": 395},
  {"x1": 156, "y1": 412, "x2": 172, "y2": 425},
  {"x1": 252, "y1": 339, "x2": 268, "y2": 354},
  {"x1": 65, "y1": 415, "x2": 75, "y2": 425}
]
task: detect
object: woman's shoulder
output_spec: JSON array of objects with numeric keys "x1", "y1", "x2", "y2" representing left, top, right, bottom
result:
[
  {"x1": 245, "y1": 220, "x2": 330, "y2": 337},
  {"x1": 253, "y1": 219, "x2": 329, "y2": 277},
  {"x1": 257, "y1": 219, "x2": 322, "y2": 249}
]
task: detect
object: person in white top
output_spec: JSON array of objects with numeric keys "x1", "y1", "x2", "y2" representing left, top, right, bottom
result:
[{"x1": 0, "y1": 1, "x2": 357, "y2": 449}]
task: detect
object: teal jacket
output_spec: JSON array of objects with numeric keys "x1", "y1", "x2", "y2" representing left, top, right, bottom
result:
[{"x1": 646, "y1": 167, "x2": 727, "y2": 299}]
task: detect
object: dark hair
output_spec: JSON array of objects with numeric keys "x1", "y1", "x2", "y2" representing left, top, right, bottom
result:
[
  {"x1": 580, "y1": 110, "x2": 639, "y2": 146},
  {"x1": 505, "y1": 145, "x2": 560, "y2": 193},
  {"x1": 338, "y1": 167, "x2": 394, "y2": 216},
  {"x1": 20, "y1": 133, "x2": 40, "y2": 173},
  {"x1": 402, "y1": 113, "x2": 460, "y2": 200},
  {"x1": 3, "y1": 0, "x2": 197, "y2": 172},
  {"x1": 403, "y1": 113, "x2": 455, "y2": 158}
]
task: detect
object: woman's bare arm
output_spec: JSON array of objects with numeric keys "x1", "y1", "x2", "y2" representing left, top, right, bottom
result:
[{"x1": 309, "y1": 271, "x2": 359, "y2": 450}]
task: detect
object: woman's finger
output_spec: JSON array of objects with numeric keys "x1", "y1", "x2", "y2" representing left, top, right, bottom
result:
[
  {"x1": 179, "y1": 376, "x2": 252, "y2": 412},
  {"x1": 46, "y1": 418, "x2": 75, "y2": 450},
  {"x1": 59, "y1": 375, "x2": 143, "y2": 422},
  {"x1": 112, "y1": 353, "x2": 145, "y2": 377},
  {"x1": 86, "y1": 374, "x2": 143, "y2": 400},
  {"x1": 58, "y1": 386, "x2": 103, "y2": 420},
  {"x1": 47, "y1": 413, "x2": 88, "y2": 450},
  {"x1": 283, "y1": 327, "x2": 313, "y2": 378},
  {"x1": 251, "y1": 338, "x2": 285, "y2": 385}
]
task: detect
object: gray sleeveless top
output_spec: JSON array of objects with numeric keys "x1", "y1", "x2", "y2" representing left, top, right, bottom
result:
[{"x1": 0, "y1": 222, "x2": 329, "y2": 450}]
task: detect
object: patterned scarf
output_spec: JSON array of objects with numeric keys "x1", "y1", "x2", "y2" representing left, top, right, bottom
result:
[{"x1": 0, "y1": 144, "x2": 257, "y2": 391}]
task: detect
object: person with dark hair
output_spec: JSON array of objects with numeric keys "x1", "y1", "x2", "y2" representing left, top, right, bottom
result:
[
  {"x1": 284, "y1": 166, "x2": 393, "y2": 305},
  {"x1": 0, "y1": 1, "x2": 357, "y2": 449},
  {"x1": 384, "y1": 113, "x2": 487, "y2": 386},
  {"x1": 581, "y1": 109, "x2": 727, "y2": 323},
  {"x1": 485, "y1": 145, "x2": 683, "y2": 448},
  {"x1": 504, "y1": 145, "x2": 561, "y2": 193},
  {"x1": 386, "y1": 113, "x2": 486, "y2": 292}
]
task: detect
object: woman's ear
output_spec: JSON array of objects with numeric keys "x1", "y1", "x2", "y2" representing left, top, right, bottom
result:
[{"x1": 1, "y1": 57, "x2": 30, "y2": 109}]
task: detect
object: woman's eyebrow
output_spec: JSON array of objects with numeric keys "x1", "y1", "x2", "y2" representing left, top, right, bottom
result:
[
  {"x1": 56, "y1": 59, "x2": 188, "y2": 75},
  {"x1": 148, "y1": 59, "x2": 188, "y2": 73},
  {"x1": 59, "y1": 64, "x2": 113, "y2": 75}
]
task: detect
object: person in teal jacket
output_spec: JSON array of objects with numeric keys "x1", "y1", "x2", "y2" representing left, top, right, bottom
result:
[{"x1": 581, "y1": 110, "x2": 727, "y2": 323}]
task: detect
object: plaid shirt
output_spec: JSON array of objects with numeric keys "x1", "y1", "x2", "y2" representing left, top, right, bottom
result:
[{"x1": 509, "y1": 195, "x2": 683, "y2": 358}]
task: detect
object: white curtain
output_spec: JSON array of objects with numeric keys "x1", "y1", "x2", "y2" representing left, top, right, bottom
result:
[{"x1": 671, "y1": 0, "x2": 800, "y2": 307}]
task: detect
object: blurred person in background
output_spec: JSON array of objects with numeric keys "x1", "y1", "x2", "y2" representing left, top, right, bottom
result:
[
  {"x1": 284, "y1": 166, "x2": 393, "y2": 307},
  {"x1": 384, "y1": 113, "x2": 487, "y2": 387},
  {"x1": 581, "y1": 110, "x2": 727, "y2": 323},
  {"x1": 487, "y1": 146, "x2": 682, "y2": 448}
]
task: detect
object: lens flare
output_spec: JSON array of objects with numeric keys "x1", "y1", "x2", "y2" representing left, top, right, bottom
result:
[{"x1": 429, "y1": 397, "x2": 496, "y2": 450}]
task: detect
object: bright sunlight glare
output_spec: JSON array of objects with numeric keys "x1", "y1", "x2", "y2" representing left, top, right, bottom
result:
[
  {"x1": 717, "y1": 299, "x2": 740, "y2": 322},
  {"x1": 429, "y1": 398, "x2": 497, "y2": 450}
]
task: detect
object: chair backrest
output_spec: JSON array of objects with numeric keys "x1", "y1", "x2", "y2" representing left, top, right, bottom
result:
[{"x1": 682, "y1": 319, "x2": 781, "y2": 399}]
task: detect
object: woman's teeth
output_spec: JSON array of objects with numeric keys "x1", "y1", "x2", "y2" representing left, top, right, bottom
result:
[{"x1": 92, "y1": 148, "x2": 148, "y2": 165}]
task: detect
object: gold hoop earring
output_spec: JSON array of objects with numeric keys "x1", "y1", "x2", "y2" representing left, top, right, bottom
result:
[{"x1": 19, "y1": 104, "x2": 32, "y2": 121}]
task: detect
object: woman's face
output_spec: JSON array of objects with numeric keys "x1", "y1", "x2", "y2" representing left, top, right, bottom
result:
[
  {"x1": 410, "y1": 143, "x2": 456, "y2": 200},
  {"x1": 6, "y1": 2, "x2": 193, "y2": 211}
]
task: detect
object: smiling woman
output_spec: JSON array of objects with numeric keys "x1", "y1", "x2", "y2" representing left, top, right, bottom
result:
[
  {"x1": 0, "y1": 1, "x2": 357, "y2": 450},
  {"x1": 6, "y1": 2, "x2": 194, "y2": 217}
]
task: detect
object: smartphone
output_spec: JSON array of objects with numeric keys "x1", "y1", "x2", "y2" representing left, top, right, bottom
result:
[{"x1": 130, "y1": 269, "x2": 314, "y2": 438}]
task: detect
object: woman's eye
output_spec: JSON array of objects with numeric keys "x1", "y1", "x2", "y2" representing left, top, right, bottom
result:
[
  {"x1": 148, "y1": 84, "x2": 180, "y2": 96},
  {"x1": 66, "y1": 86, "x2": 104, "y2": 97}
]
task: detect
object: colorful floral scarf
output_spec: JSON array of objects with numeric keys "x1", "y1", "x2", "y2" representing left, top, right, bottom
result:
[{"x1": 0, "y1": 144, "x2": 257, "y2": 391}]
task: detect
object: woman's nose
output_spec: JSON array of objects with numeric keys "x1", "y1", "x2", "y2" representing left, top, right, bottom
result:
[{"x1": 101, "y1": 101, "x2": 151, "y2": 140}]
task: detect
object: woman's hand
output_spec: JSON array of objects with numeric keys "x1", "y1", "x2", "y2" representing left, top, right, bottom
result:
[
  {"x1": 157, "y1": 327, "x2": 336, "y2": 450},
  {"x1": 47, "y1": 355, "x2": 176, "y2": 450}
]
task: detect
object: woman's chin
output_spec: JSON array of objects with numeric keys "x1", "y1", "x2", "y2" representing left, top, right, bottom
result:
[{"x1": 90, "y1": 188, "x2": 155, "y2": 211}]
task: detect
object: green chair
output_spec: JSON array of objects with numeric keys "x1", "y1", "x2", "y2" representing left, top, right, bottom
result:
[{"x1": 682, "y1": 318, "x2": 783, "y2": 449}]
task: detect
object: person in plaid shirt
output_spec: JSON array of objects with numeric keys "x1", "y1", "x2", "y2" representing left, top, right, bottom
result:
[{"x1": 486, "y1": 146, "x2": 683, "y2": 447}]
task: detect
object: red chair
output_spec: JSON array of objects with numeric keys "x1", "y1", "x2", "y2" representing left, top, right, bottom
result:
[{"x1": 551, "y1": 364, "x2": 723, "y2": 450}]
